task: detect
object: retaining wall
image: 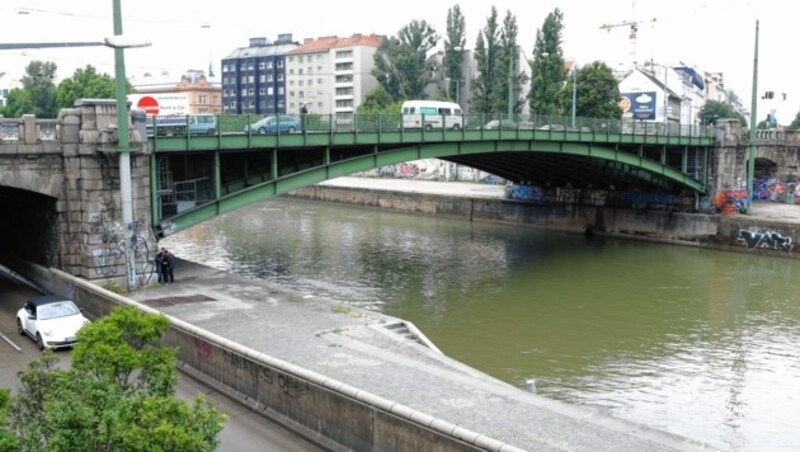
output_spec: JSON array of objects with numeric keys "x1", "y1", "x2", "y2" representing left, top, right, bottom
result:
[
  {"x1": 13, "y1": 258, "x2": 522, "y2": 452},
  {"x1": 288, "y1": 185, "x2": 798, "y2": 258}
]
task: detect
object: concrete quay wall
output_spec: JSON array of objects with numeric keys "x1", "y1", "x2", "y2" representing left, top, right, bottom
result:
[
  {"x1": 16, "y1": 260, "x2": 521, "y2": 452},
  {"x1": 288, "y1": 185, "x2": 799, "y2": 259}
]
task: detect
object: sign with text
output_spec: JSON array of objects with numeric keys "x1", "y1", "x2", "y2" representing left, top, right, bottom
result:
[
  {"x1": 619, "y1": 91, "x2": 657, "y2": 120},
  {"x1": 128, "y1": 93, "x2": 189, "y2": 116}
]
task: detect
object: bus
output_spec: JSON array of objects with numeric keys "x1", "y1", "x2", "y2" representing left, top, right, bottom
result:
[{"x1": 401, "y1": 100, "x2": 463, "y2": 130}]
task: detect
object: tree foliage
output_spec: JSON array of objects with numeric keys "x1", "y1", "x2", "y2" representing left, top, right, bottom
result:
[
  {"x1": 3, "y1": 306, "x2": 226, "y2": 451},
  {"x1": 471, "y1": 7, "x2": 501, "y2": 114},
  {"x1": 357, "y1": 85, "x2": 404, "y2": 114},
  {"x1": 490, "y1": 10, "x2": 526, "y2": 115},
  {"x1": 443, "y1": 5, "x2": 467, "y2": 104},
  {"x1": 787, "y1": 111, "x2": 800, "y2": 131},
  {"x1": 372, "y1": 20, "x2": 439, "y2": 101},
  {"x1": 1, "y1": 61, "x2": 58, "y2": 118},
  {"x1": 560, "y1": 61, "x2": 622, "y2": 119},
  {"x1": 56, "y1": 65, "x2": 116, "y2": 110},
  {"x1": 697, "y1": 100, "x2": 746, "y2": 126},
  {"x1": 528, "y1": 8, "x2": 567, "y2": 116}
]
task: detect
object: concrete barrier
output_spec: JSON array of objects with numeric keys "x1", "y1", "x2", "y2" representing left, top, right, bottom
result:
[{"x1": 28, "y1": 265, "x2": 524, "y2": 452}]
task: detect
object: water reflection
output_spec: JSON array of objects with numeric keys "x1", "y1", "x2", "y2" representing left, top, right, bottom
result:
[{"x1": 163, "y1": 198, "x2": 800, "y2": 450}]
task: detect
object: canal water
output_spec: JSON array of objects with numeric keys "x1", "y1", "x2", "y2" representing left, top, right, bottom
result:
[{"x1": 163, "y1": 197, "x2": 800, "y2": 451}]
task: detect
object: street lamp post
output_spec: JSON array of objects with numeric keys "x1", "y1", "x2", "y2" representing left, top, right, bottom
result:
[
  {"x1": 445, "y1": 77, "x2": 460, "y2": 106},
  {"x1": 571, "y1": 61, "x2": 578, "y2": 129},
  {"x1": 508, "y1": 46, "x2": 516, "y2": 118},
  {"x1": 747, "y1": 20, "x2": 759, "y2": 214},
  {"x1": 107, "y1": 0, "x2": 150, "y2": 289}
]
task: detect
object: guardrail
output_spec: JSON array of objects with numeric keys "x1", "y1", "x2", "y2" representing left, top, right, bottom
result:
[
  {"x1": 146, "y1": 112, "x2": 716, "y2": 139},
  {"x1": 755, "y1": 129, "x2": 800, "y2": 144}
]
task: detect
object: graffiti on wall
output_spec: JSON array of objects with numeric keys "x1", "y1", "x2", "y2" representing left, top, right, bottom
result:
[
  {"x1": 714, "y1": 188, "x2": 749, "y2": 215},
  {"x1": 737, "y1": 229, "x2": 794, "y2": 251},
  {"x1": 221, "y1": 349, "x2": 309, "y2": 399},
  {"x1": 89, "y1": 197, "x2": 157, "y2": 284}
]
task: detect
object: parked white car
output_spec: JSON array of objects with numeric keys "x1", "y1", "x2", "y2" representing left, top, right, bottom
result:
[{"x1": 16, "y1": 295, "x2": 90, "y2": 350}]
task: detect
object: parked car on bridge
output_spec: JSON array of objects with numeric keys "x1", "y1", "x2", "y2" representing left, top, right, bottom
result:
[
  {"x1": 16, "y1": 295, "x2": 90, "y2": 350},
  {"x1": 245, "y1": 116, "x2": 302, "y2": 134},
  {"x1": 484, "y1": 119, "x2": 517, "y2": 130}
]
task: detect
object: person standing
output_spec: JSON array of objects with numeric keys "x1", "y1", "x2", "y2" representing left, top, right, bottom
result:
[
  {"x1": 155, "y1": 249, "x2": 164, "y2": 283},
  {"x1": 163, "y1": 248, "x2": 175, "y2": 284}
]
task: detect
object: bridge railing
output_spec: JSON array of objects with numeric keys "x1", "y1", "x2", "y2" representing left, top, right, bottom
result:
[
  {"x1": 0, "y1": 117, "x2": 57, "y2": 142},
  {"x1": 755, "y1": 129, "x2": 800, "y2": 144},
  {"x1": 146, "y1": 112, "x2": 715, "y2": 138}
]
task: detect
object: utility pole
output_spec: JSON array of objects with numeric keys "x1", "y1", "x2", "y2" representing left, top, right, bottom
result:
[
  {"x1": 508, "y1": 46, "x2": 515, "y2": 118},
  {"x1": 747, "y1": 20, "x2": 759, "y2": 214}
]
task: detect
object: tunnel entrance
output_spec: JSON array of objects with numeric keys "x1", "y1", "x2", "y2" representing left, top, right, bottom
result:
[{"x1": 0, "y1": 186, "x2": 59, "y2": 267}]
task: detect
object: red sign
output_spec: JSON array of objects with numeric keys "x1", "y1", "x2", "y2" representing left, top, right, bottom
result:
[{"x1": 136, "y1": 96, "x2": 159, "y2": 115}]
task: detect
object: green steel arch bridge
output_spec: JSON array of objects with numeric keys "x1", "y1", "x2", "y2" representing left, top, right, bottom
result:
[{"x1": 148, "y1": 113, "x2": 714, "y2": 238}]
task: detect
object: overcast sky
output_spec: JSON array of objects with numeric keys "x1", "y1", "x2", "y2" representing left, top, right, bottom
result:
[{"x1": 1, "y1": 0, "x2": 796, "y2": 122}]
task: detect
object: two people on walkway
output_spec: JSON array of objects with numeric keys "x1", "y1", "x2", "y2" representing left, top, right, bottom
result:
[{"x1": 155, "y1": 248, "x2": 175, "y2": 284}]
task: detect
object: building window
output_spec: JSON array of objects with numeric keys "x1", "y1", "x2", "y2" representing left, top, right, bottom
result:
[
  {"x1": 307, "y1": 67, "x2": 313, "y2": 75},
  {"x1": 336, "y1": 50, "x2": 353, "y2": 59},
  {"x1": 248, "y1": 88, "x2": 255, "y2": 95},
  {"x1": 318, "y1": 78, "x2": 323, "y2": 85},
  {"x1": 299, "y1": 91, "x2": 304, "y2": 98},
  {"x1": 260, "y1": 74, "x2": 265, "y2": 83},
  {"x1": 198, "y1": 95, "x2": 208, "y2": 104},
  {"x1": 267, "y1": 61, "x2": 273, "y2": 69},
  {"x1": 248, "y1": 63, "x2": 254, "y2": 70},
  {"x1": 299, "y1": 80, "x2": 304, "y2": 87},
  {"x1": 223, "y1": 64, "x2": 229, "y2": 72},
  {"x1": 248, "y1": 75, "x2": 254, "y2": 83},
  {"x1": 277, "y1": 60, "x2": 284, "y2": 68},
  {"x1": 289, "y1": 69, "x2": 294, "y2": 75},
  {"x1": 298, "y1": 68, "x2": 303, "y2": 75},
  {"x1": 289, "y1": 91, "x2": 295, "y2": 97},
  {"x1": 288, "y1": 56, "x2": 294, "y2": 63},
  {"x1": 290, "y1": 103, "x2": 294, "y2": 109},
  {"x1": 317, "y1": 66, "x2": 322, "y2": 72},
  {"x1": 335, "y1": 75, "x2": 353, "y2": 83},
  {"x1": 249, "y1": 100, "x2": 255, "y2": 107},
  {"x1": 241, "y1": 76, "x2": 247, "y2": 83},
  {"x1": 335, "y1": 62, "x2": 353, "y2": 71},
  {"x1": 308, "y1": 79, "x2": 313, "y2": 86},
  {"x1": 289, "y1": 80, "x2": 295, "y2": 86},
  {"x1": 278, "y1": 87, "x2": 284, "y2": 95},
  {"x1": 259, "y1": 62, "x2": 265, "y2": 69},
  {"x1": 259, "y1": 88, "x2": 266, "y2": 95},
  {"x1": 317, "y1": 101, "x2": 323, "y2": 108},
  {"x1": 277, "y1": 74, "x2": 284, "y2": 82},
  {"x1": 336, "y1": 87, "x2": 353, "y2": 96},
  {"x1": 268, "y1": 87, "x2": 274, "y2": 95},
  {"x1": 267, "y1": 74, "x2": 273, "y2": 82}
]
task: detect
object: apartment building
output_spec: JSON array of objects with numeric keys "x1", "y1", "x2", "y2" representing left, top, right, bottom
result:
[
  {"x1": 286, "y1": 33, "x2": 381, "y2": 118},
  {"x1": 221, "y1": 34, "x2": 300, "y2": 115}
]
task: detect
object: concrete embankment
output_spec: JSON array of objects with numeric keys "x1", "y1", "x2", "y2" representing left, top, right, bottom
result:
[
  {"x1": 5, "y1": 251, "x2": 713, "y2": 451},
  {"x1": 290, "y1": 178, "x2": 800, "y2": 259}
]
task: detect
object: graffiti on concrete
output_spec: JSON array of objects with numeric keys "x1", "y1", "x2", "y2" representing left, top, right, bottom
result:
[
  {"x1": 506, "y1": 184, "x2": 544, "y2": 201},
  {"x1": 617, "y1": 192, "x2": 679, "y2": 209},
  {"x1": 737, "y1": 229, "x2": 794, "y2": 251},
  {"x1": 714, "y1": 188, "x2": 748, "y2": 215},
  {"x1": 221, "y1": 349, "x2": 309, "y2": 400}
]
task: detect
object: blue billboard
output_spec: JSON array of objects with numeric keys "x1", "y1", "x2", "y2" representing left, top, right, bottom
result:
[{"x1": 619, "y1": 91, "x2": 657, "y2": 120}]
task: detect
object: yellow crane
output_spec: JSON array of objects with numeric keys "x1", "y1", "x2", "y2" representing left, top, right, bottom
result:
[{"x1": 599, "y1": 14, "x2": 656, "y2": 68}]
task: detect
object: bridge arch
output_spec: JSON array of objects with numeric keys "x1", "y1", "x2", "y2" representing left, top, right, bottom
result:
[{"x1": 155, "y1": 138, "x2": 706, "y2": 237}]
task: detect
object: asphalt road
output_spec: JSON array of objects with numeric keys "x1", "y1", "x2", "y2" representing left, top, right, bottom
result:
[{"x1": 0, "y1": 275, "x2": 320, "y2": 452}]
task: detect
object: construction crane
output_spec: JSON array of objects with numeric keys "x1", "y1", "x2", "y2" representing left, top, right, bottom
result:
[{"x1": 599, "y1": 3, "x2": 656, "y2": 68}]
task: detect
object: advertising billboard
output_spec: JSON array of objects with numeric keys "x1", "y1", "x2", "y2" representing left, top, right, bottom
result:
[
  {"x1": 619, "y1": 91, "x2": 657, "y2": 120},
  {"x1": 128, "y1": 93, "x2": 189, "y2": 116}
]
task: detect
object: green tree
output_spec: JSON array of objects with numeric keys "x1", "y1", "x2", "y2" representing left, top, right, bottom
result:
[
  {"x1": 529, "y1": 8, "x2": 567, "y2": 116},
  {"x1": 1, "y1": 60, "x2": 58, "y2": 118},
  {"x1": 471, "y1": 7, "x2": 501, "y2": 114},
  {"x1": 358, "y1": 85, "x2": 403, "y2": 114},
  {"x1": 443, "y1": 5, "x2": 466, "y2": 104},
  {"x1": 560, "y1": 61, "x2": 621, "y2": 119},
  {"x1": 6, "y1": 306, "x2": 226, "y2": 451},
  {"x1": 785, "y1": 111, "x2": 800, "y2": 131},
  {"x1": 0, "y1": 388, "x2": 19, "y2": 450},
  {"x1": 491, "y1": 10, "x2": 525, "y2": 115},
  {"x1": 56, "y1": 65, "x2": 116, "y2": 110},
  {"x1": 697, "y1": 100, "x2": 746, "y2": 126},
  {"x1": 372, "y1": 20, "x2": 439, "y2": 101}
]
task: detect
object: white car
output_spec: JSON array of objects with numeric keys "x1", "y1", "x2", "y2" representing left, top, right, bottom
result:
[{"x1": 16, "y1": 295, "x2": 90, "y2": 350}]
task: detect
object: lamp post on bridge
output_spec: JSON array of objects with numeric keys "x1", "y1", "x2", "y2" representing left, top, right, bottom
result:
[
  {"x1": 746, "y1": 20, "x2": 759, "y2": 214},
  {"x1": 106, "y1": 0, "x2": 150, "y2": 289},
  {"x1": 570, "y1": 60, "x2": 578, "y2": 129}
]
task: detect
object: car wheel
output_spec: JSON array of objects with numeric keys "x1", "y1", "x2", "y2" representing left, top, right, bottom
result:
[
  {"x1": 424, "y1": 124, "x2": 434, "y2": 131},
  {"x1": 206, "y1": 128, "x2": 216, "y2": 136},
  {"x1": 287, "y1": 126, "x2": 296, "y2": 133},
  {"x1": 16, "y1": 318, "x2": 24, "y2": 335},
  {"x1": 36, "y1": 333, "x2": 44, "y2": 350},
  {"x1": 258, "y1": 127, "x2": 267, "y2": 134},
  {"x1": 453, "y1": 123, "x2": 461, "y2": 130}
]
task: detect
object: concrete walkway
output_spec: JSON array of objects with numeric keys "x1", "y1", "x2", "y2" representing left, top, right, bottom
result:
[{"x1": 128, "y1": 265, "x2": 710, "y2": 450}]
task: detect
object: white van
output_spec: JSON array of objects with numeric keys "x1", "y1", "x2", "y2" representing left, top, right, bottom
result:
[{"x1": 401, "y1": 100, "x2": 463, "y2": 130}]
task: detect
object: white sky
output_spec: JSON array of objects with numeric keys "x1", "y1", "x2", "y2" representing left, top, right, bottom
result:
[{"x1": 0, "y1": 0, "x2": 795, "y2": 123}]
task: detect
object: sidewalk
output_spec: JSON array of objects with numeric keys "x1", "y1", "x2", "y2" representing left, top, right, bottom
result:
[{"x1": 127, "y1": 259, "x2": 710, "y2": 451}]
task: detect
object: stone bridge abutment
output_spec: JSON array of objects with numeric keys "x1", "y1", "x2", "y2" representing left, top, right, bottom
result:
[{"x1": 0, "y1": 100, "x2": 153, "y2": 287}]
